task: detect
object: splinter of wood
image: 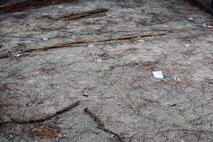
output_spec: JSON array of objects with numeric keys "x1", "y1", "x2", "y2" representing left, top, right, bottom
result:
[
  {"x1": 84, "y1": 108, "x2": 104, "y2": 127},
  {"x1": 84, "y1": 108, "x2": 124, "y2": 142}
]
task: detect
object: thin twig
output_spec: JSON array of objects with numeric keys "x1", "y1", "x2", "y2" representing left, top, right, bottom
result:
[
  {"x1": 97, "y1": 63, "x2": 138, "y2": 112},
  {"x1": 48, "y1": 8, "x2": 108, "y2": 26},
  {"x1": 97, "y1": 126, "x2": 124, "y2": 142},
  {"x1": 105, "y1": 73, "x2": 138, "y2": 112}
]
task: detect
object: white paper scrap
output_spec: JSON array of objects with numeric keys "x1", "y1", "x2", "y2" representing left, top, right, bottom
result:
[{"x1": 152, "y1": 71, "x2": 164, "y2": 79}]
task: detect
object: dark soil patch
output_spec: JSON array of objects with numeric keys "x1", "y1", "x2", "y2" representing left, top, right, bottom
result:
[{"x1": 0, "y1": 0, "x2": 77, "y2": 14}]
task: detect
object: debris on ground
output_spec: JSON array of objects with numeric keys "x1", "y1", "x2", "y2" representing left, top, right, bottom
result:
[
  {"x1": 0, "y1": 103, "x2": 15, "y2": 107},
  {"x1": 82, "y1": 92, "x2": 89, "y2": 97},
  {"x1": 0, "y1": 101, "x2": 80, "y2": 124},
  {"x1": 152, "y1": 71, "x2": 164, "y2": 79},
  {"x1": 85, "y1": 107, "x2": 124, "y2": 142},
  {"x1": 0, "y1": 0, "x2": 213, "y2": 141},
  {"x1": 0, "y1": 34, "x2": 48, "y2": 41},
  {"x1": 84, "y1": 107, "x2": 105, "y2": 127},
  {"x1": 30, "y1": 126, "x2": 60, "y2": 139},
  {"x1": 61, "y1": 8, "x2": 109, "y2": 20}
]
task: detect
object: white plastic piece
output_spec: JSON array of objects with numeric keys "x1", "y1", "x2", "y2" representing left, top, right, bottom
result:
[
  {"x1": 152, "y1": 71, "x2": 164, "y2": 79},
  {"x1": 201, "y1": 23, "x2": 207, "y2": 27},
  {"x1": 16, "y1": 53, "x2": 22, "y2": 57},
  {"x1": 42, "y1": 37, "x2": 48, "y2": 41}
]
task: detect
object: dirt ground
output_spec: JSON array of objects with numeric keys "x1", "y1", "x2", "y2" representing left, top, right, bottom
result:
[{"x1": 0, "y1": 0, "x2": 213, "y2": 141}]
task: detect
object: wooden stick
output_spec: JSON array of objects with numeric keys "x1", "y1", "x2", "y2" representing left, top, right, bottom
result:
[
  {"x1": 84, "y1": 108, "x2": 124, "y2": 142},
  {"x1": 0, "y1": 29, "x2": 195, "y2": 59},
  {"x1": 62, "y1": 8, "x2": 109, "y2": 20},
  {"x1": 102, "y1": 32, "x2": 167, "y2": 41},
  {"x1": 97, "y1": 126, "x2": 124, "y2": 142},
  {"x1": 26, "y1": 39, "x2": 88, "y2": 52},
  {"x1": 48, "y1": 8, "x2": 109, "y2": 26},
  {"x1": 84, "y1": 108, "x2": 104, "y2": 127},
  {"x1": 29, "y1": 32, "x2": 169, "y2": 52}
]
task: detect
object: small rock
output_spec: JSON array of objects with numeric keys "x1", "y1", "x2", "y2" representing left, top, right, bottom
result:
[
  {"x1": 15, "y1": 53, "x2": 22, "y2": 57},
  {"x1": 137, "y1": 38, "x2": 145, "y2": 43},
  {"x1": 82, "y1": 92, "x2": 89, "y2": 97},
  {"x1": 42, "y1": 37, "x2": 48, "y2": 41},
  {"x1": 188, "y1": 17, "x2": 193, "y2": 21},
  {"x1": 62, "y1": 134, "x2": 67, "y2": 138},
  {"x1": 58, "y1": 133, "x2": 62, "y2": 138},
  {"x1": 201, "y1": 23, "x2": 207, "y2": 27},
  {"x1": 176, "y1": 77, "x2": 181, "y2": 82},
  {"x1": 95, "y1": 58, "x2": 102, "y2": 63},
  {"x1": 172, "y1": 76, "x2": 181, "y2": 82},
  {"x1": 88, "y1": 44, "x2": 94, "y2": 48},
  {"x1": 109, "y1": 134, "x2": 114, "y2": 139},
  {"x1": 184, "y1": 44, "x2": 190, "y2": 47},
  {"x1": 170, "y1": 104, "x2": 177, "y2": 107}
]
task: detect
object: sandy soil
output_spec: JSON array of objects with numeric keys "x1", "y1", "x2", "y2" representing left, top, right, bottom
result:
[{"x1": 0, "y1": 0, "x2": 213, "y2": 141}]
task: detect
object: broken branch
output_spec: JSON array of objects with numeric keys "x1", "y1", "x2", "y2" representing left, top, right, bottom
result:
[
  {"x1": 61, "y1": 8, "x2": 109, "y2": 20},
  {"x1": 29, "y1": 39, "x2": 87, "y2": 51},
  {"x1": 2, "y1": 101, "x2": 80, "y2": 124}
]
